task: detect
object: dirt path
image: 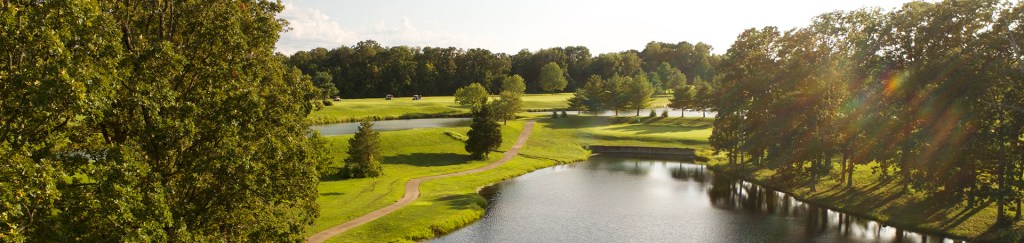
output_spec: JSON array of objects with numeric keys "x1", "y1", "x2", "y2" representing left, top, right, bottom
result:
[{"x1": 307, "y1": 121, "x2": 536, "y2": 243}]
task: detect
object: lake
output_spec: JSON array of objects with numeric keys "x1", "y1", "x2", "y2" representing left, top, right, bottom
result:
[{"x1": 433, "y1": 154, "x2": 960, "y2": 243}]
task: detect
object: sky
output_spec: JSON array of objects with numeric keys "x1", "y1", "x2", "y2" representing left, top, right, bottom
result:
[{"x1": 275, "y1": 0, "x2": 920, "y2": 56}]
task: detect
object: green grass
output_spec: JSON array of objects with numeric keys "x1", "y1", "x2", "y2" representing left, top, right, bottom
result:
[
  {"x1": 308, "y1": 93, "x2": 575, "y2": 124},
  {"x1": 316, "y1": 115, "x2": 715, "y2": 242},
  {"x1": 708, "y1": 159, "x2": 1023, "y2": 242},
  {"x1": 310, "y1": 122, "x2": 525, "y2": 235}
]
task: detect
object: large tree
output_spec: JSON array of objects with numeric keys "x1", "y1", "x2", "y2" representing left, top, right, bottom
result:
[
  {"x1": 538, "y1": 62, "x2": 568, "y2": 93},
  {"x1": 454, "y1": 83, "x2": 490, "y2": 106},
  {"x1": 625, "y1": 75, "x2": 655, "y2": 116},
  {"x1": 492, "y1": 75, "x2": 526, "y2": 124},
  {"x1": 1, "y1": 1, "x2": 325, "y2": 241},
  {"x1": 343, "y1": 120, "x2": 384, "y2": 178},
  {"x1": 465, "y1": 102, "x2": 503, "y2": 159}
]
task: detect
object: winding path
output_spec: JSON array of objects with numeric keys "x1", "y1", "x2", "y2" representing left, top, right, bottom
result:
[{"x1": 307, "y1": 121, "x2": 536, "y2": 243}]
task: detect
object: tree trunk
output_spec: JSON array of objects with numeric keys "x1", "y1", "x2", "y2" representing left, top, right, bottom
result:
[
  {"x1": 636, "y1": 109, "x2": 640, "y2": 116},
  {"x1": 615, "y1": 110, "x2": 618, "y2": 116},
  {"x1": 810, "y1": 159, "x2": 818, "y2": 192},
  {"x1": 702, "y1": 110, "x2": 706, "y2": 118},
  {"x1": 998, "y1": 157, "x2": 1007, "y2": 224},
  {"x1": 847, "y1": 157, "x2": 854, "y2": 188},
  {"x1": 681, "y1": 109, "x2": 685, "y2": 118}
]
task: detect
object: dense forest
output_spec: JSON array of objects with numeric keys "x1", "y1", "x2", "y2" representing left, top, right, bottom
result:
[
  {"x1": 2, "y1": 1, "x2": 325, "y2": 241},
  {"x1": 710, "y1": 0, "x2": 1024, "y2": 225},
  {"x1": 286, "y1": 41, "x2": 719, "y2": 98}
]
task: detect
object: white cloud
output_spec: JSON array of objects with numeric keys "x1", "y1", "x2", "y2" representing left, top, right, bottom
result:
[
  {"x1": 364, "y1": 17, "x2": 470, "y2": 48},
  {"x1": 275, "y1": 2, "x2": 356, "y2": 54},
  {"x1": 275, "y1": 2, "x2": 472, "y2": 55}
]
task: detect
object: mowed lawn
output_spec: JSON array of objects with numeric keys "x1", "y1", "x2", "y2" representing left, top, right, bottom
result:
[
  {"x1": 310, "y1": 122, "x2": 526, "y2": 236},
  {"x1": 308, "y1": 93, "x2": 575, "y2": 124},
  {"x1": 318, "y1": 115, "x2": 716, "y2": 242}
]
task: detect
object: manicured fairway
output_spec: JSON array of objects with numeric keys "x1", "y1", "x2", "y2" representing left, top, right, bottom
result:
[{"x1": 308, "y1": 93, "x2": 576, "y2": 124}]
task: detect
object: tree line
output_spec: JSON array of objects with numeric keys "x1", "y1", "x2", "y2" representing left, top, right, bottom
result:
[
  {"x1": 710, "y1": 0, "x2": 1024, "y2": 225},
  {"x1": 286, "y1": 40, "x2": 720, "y2": 98}
]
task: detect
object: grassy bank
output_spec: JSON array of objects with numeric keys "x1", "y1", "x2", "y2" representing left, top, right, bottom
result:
[
  {"x1": 308, "y1": 93, "x2": 576, "y2": 124},
  {"x1": 315, "y1": 115, "x2": 714, "y2": 242},
  {"x1": 307, "y1": 93, "x2": 674, "y2": 124},
  {"x1": 707, "y1": 159, "x2": 1023, "y2": 241}
]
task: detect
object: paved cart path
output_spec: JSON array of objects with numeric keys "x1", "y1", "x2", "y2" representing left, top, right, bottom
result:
[{"x1": 307, "y1": 121, "x2": 536, "y2": 243}]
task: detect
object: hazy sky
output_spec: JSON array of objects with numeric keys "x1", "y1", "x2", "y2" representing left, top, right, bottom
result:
[{"x1": 275, "y1": 0, "x2": 920, "y2": 55}]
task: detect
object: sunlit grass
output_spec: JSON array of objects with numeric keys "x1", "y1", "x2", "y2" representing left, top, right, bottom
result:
[
  {"x1": 308, "y1": 93, "x2": 576, "y2": 124},
  {"x1": 318, "y1": 115, "x2": 715, "y2": 242}
]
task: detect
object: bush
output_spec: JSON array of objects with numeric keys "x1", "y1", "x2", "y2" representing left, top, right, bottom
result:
[
  {"x1": 322, "y1": 100, "x2": 333, "y2": 106},
  {"x1": 560, "y1": 110, "x2": 568, "y2": 118},
  {"x1": 661, "y1": 110, "x2": 669, "y2": 117},
  {"x1": 649, "y1": 110, "x2": 657, "y2": 117},
  {"x1": 552, "y1": 111, "x2": 559, "y2": 118}
]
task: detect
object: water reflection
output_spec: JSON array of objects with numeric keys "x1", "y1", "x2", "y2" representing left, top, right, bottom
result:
[{"x1": 434, "y1": 154, "x2": 964, "y2": 243}]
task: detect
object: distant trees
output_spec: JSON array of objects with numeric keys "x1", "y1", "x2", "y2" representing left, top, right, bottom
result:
[
  {"x1": 343, "y1": 121, "x2": 384, "y2": 178},
  {"x1": 286, "y1": 41, "x2": 721, "y2": 98},
  {"x1": 625, "y1": 75, "x2": 655, "y2": 116},
  {"x1": 568, "y1": 75, "x2": 654, "y2": 116},
  {"x1": 710, "y1": 0, "x2": 1024, "y2": 223},
  {"x1": 454, "y1": 83, "x2": 490, "y2": 106},
  {"x1": 669, "y1": 84, "x2": 697, "y2": 117},
  {"x1": 315, "y1": 71, "x2": 339, "y2": 100},
  {"x1": 465, "y1": 102, "x2": 503, "y2": 159},
  {"x1": 656, "y1": 62, "x2": 688, "y2": 91},
  {"x1": 538, "y1": 62, "x2": 568, "y2": 93}
]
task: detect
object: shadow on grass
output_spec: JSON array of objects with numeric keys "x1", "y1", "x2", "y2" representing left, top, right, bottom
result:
[
  {"x1": 320, "y1": 192, "x2": 345, "y2": 196},
  {"x1": 435, "y1": 193, "x2": 487, "y2": 210},
  {"x1": 540, "y1": 116, "x2": 613, "y2": 130},
  {"x1": 383, "y1": 153, "x2": 473, "y2": 167},
  {"x1": 604, "y1": 123, "x2": 712, "y2": 135}
]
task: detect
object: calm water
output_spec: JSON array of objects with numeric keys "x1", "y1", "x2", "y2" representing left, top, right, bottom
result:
[
  {"x1": 433, "y1": 154, "x2": 961, "y2": 243},
  {"x1": 311, "y1": 118, "x2": 470, "y2": 136}
]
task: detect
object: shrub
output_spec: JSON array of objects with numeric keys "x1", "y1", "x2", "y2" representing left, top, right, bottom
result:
[
  {"x1": 649, "y1": 110, "x2": 657, "y2": 117},
  {"x1": 661, "y1": 110, "x2": 669, "y2": 117},
  {"x1": 560, "y1": 110, "x2": 568, "y2": 118},
  {"x1": 322, "y1": 100, "x2": 333, "y2": 106}
]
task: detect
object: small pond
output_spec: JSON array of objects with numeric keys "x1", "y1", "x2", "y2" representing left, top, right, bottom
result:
[
  {"x1": 433, "y1": 154, "x2": 961, "y2": 243},
  {"x1": 311, "y1": 118, "x2": 470, "y2": 136}
]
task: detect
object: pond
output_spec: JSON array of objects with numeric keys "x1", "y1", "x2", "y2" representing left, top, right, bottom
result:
[
  {"x1": 311, "y1": 118, "x2": 470, "y2": 136},
  {"x1": 433, "y1": 154, "x2": 961, "y2": 243}
]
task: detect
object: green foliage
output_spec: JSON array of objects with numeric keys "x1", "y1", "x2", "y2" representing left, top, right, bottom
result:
[
  {"x1": 552, "y1": 111, "x2": 560, "y2": 118},
  {"x1": 669, "y1": 85, "x2": 697, "y2": 117},
  {"x1": 647, "y1": 71, "x2": 664, "y2": 94},
  {"x1": 343, "y1": 121, "x2": 384, "y2": 178},
  {"x1": 561, "y1": 110, "x2": 568, "y2": 118},
  {"x1": 490, "y1": 75, "x2": 526, "y2": 124},
  {"x1": 625, "y1": 75, "x2": 655, "y2": 116},
  {"x1": 1, "y1": 1, "x2": 323, "y2": 241},
  {"x1": 323, "y1": 100, "x2": 334, "y2": 106},
  {"x1": 661, "y1": 109, "x2": 669, "y2": 117},
  {"x1": 453, "y1": 83, "x2": 490, "y2": 106},
  {"x1": 500, "y1": 74, "x2": 527, "y2": 94},
  {"x1": 710, "y1": 1, "x2": 1024, "y2": 228},
  {"x1": 465, "y1": 102, "x2": 503, "y2": 159},
  {"x1": 657, "y1": 62, "x2": 687, "y2": 90},
  {"x1": 649, "y1": 110, "x2": 657, "y2": 117},
  {"x1": 538, "y1": 62, "x2": 568, "y2": 93},
  {"x1": 315, "y1": 71, "x2": 339, "y2": 99}
]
